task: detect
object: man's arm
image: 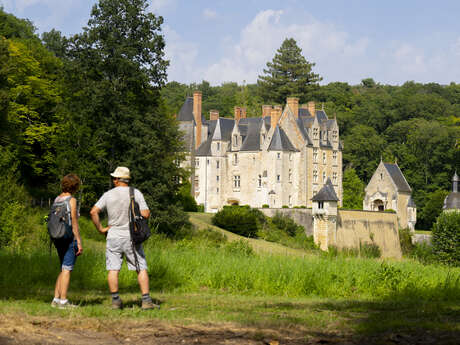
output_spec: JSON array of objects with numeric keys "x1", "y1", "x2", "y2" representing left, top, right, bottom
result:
[{"x1": 90, "y1": 206, "x2": 110, "y2": 234}]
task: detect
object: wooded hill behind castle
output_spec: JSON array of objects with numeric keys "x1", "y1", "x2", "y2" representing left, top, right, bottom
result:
[{"x1": 0, "y1": 3, "x2": 458, "y2": 234}]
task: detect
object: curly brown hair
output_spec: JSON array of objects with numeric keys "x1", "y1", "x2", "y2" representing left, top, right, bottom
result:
[{"x1": 61, "y1": 174, "x2": 81, "y2": 194}]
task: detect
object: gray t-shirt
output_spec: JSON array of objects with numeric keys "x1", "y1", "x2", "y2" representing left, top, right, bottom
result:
[{"x1": 95, "y1": 186, "x2": 149, "y2": 239}]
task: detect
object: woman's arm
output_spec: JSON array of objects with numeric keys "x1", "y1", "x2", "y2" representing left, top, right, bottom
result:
[{"x1": 70, "y1": 197, "x2": 83, "y2": 256}]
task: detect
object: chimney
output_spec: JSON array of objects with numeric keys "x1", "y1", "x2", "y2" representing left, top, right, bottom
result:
[
  {"x1": 307, "y1": 101, "x2": 316, "y2": 117},
  {"x1": 287, "y1": 97, "x2": 299, "y2": 119},
  {"x1": 271, "y1": 105, "x2": 282, "y2": 129},
  {"x1": 241, "y1": 107, "x2": 247, "y2": 119},
  {"x1": 262, "y1": 105, "x2": 272, "y2": 118},
  {"x1": 193, "y1": 91, "x2": 202, "y2": 149},
  {"x1": 210, "y1": 110, "x2": 219, "y2": 121},
  {"x1": 234, "y1": 106, "x2": 241, "y2": 122}
]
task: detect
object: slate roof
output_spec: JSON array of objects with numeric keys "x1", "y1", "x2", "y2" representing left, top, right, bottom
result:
[
  {"x1": 408, "y1": 197, "x2": 416, "y2": 208},
  {"x1": 312, "y1": 178, "x2": 339, "y2": 201},
  {"x1": 177, "y1": 97, "x2": 194, "y2": 122},
  {"x1": 240, "y1": 118, "x2": 263, "y2": 151},
  {"x1": 268, "y1": 126, "x2": 298, "y2": 152},
  {"x1": 316, "y1": 110, "x2": 328, "y2": 123},
  {"x1": 298, "y1": 108, "x2": 311, "y2": 117},
  {"x1": 384, "y1": 163, "x2": 412, "y2": 193},
  {"x1": 444, "y1": 193, "x2": 460, "y2": 210}
]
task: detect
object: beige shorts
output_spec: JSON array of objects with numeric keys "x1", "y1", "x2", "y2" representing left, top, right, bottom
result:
[{"x1": 106, "y1": 237, "x2": 148, "y2": 271}]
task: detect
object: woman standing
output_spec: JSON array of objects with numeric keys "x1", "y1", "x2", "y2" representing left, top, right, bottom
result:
[{"x1": 51, "y1": 174, "x2": 83, "y2": 308}]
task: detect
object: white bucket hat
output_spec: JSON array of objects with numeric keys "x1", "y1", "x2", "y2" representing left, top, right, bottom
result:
[{"x1": 110, "y1": 166, "x2": 131, "y2": 179}]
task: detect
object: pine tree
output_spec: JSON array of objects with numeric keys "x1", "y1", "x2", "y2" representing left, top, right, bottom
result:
[{"x1": 257, "y1": 38, "x2": 322, "y2": 104}]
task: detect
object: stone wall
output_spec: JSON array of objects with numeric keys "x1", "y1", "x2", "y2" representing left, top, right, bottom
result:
[
  {"x1": 260, "y1": 208, "x2": 402, "y2": 258},
  {"x1": 336, "y1": 210, "x2": 401, "y2": 258},
  {"x1": 259, "y1": 208, "x2": 314, "y2": 235}
]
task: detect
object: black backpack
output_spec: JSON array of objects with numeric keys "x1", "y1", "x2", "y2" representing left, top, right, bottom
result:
[
  {"x1": 47, "y1": 197, "x2": 73, "y2": 240},
  {"x1": 128, "y1": 187, "x2": 151, "y2": 244}
]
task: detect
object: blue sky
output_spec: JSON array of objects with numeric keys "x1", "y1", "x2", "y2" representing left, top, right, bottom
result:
[{"x1": 2, "y1": 0, "x2": 460, "y2": 86}]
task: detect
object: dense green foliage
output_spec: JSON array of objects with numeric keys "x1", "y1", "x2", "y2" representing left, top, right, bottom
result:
[
  {"x1": 0, "y1": 3, "x2": 189, "y2": 235},
  {"x1": 342, "y1": 168, "x2": 365, "y2": 209},
  {"x1": 432, "y1": 211, "x2": 460, "y2": 266},
  {"x1": 257, "y1": 38, "x2": 322, "y2": 104},
  {"x1": 212, "y1": 205, "x2": 261, "y2": 237}
]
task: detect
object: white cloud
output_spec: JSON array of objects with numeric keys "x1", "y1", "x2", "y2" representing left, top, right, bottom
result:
[
  {"x1": 149, "y1": 0, "x2": 176, "y2": 13},
  {"x1": 202, "y1": 8, "x2": 217, "y2": 20},
  {"x1": 199, "y1": 9, "x2": 372, "y2": 85}
]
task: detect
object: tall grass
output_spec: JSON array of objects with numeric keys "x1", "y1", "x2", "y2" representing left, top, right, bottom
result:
[{"x1": 1, "y1": 233, "x2": 459, "y2": 303}]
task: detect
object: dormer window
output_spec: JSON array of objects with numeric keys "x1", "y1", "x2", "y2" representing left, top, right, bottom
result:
[
  {"x1": 233, "y1": 153, "x2": 238, "y2": 165},
  {"x1": 318, "y1": 201, "x2": 324, "y2": 209},
  {"x1": 233, "y1": 134, "x2": 238, "y2": 146},
  {"x1": 333, "y1": 151, "x2": 337, "y2": 163},
  {"x1": 216, "y1": 160, "x2": 220, "y2": 169},
  {"x1": 313, "y1": 148, "x2": 318, "y2": 163},
  {"x1": 313, "y1": 128, "x2": 319, "y2": 139},
  {"x1": 333, "y1": 130, "x2": 338, "y2": 141},
  {"x1": 277, "y1": 152, "x2": 281, "y2": 159},
  {"x1": 216, "y1": 142, "x2": 220, "y2": 151},
  {"x1": 322, "y1": 152, "x2": 326, "y2": 164}
]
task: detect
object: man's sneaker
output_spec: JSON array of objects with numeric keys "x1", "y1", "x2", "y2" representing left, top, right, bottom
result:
[
  {"x1": 58, "y1": 301, "x2": 78, "y2": 309},
  {"x1": 141, "y1": 300, "x2": 160, "y2": 310},
  {"x1": 111, "y1": 298, "x2": 123, "y2": 310}
]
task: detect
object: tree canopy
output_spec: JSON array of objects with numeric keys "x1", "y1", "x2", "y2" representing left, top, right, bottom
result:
[{"x1": 257, "y1": 38, "x2": 322, "y2": 104}]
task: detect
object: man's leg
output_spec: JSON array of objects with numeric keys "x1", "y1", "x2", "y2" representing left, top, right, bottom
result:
[
  {"x1": 107, "y1": 270, "x2": 119, "y2": 293},
  {"x1": 137, "y1": 269, "x2": 149, "y2": 295}
]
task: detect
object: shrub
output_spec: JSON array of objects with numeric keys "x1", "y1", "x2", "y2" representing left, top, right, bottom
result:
[
  {"x1": 212, "y1": 205, "x2": 260, "y2": 237},
  {"x1": 178, "y1": 183, "x2": 198, "y2": 212},
  {"x1": 360, "y1": 242, "x2": 381, "y2": 258},
  {"x1": 224, "y1": 239, "x2": 254, "y2": 256},
  {"x1": 197, "y1": 204, "x2": 205, "y2": 212},
  {"x1": 271, "y1": 212, "x2": 299, "y2": 236},
  {"x1": 262, "y1": 204, "x2": 269, "y2": 208},
  {"x1": 282, "y1": 205, "x2": 289, "y2": 208},
  {"x1": 399, "y1": 228, "x2": 414, "y2": 256},
  {"x1": 432, "y1": 211, "x2": 460, "y2": 266},
  {"x1": 411, "y1": 242, "x2": 436, "y2": 265},
  {"x1": 384, "y1": 209, "x2": 396, "y2": 213}
]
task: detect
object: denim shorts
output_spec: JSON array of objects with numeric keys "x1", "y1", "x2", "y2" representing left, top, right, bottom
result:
[
  {"x1": 106, "y1": 237, "x2": 147, "y2": 271},
  {"x1": 53, "y1": 238, "x2": 78, "y2": 271}
]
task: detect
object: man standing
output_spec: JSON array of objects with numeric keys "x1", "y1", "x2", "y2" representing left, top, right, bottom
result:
[{"x1": 90, "y1": 166, "x2": 158, "y2": 310}]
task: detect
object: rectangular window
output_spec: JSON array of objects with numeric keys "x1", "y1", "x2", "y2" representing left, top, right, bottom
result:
[
  {"x1": 323, "y1": 171, "x2": 326, "y2": 182},
  {"x1": 195, "y1": 158, "x2": 199, "y2": 167},
  {"x1": 217, "y1": 187, "x2": 219, "y2": 193},
  {"x1": 289, "y1": 169, "x2": 292, "y2": 182},
  {"x1": 333, "y1": 172, "x2": 337, "y2": 184},
  {"x1": 313, "y1": 170, "x2": 318, "y2": 183},
  {"x1": 233, "y1": 175, "x2": 240, "y2": 188},
  {"x1": 323, "y1": 152, "x2": 326, "y2": 164},
  {"x1": 217, "y1": 142, "x2": 220, "y2": 151},
  {"x1": 313, "y1": 148, "x2": 318, "y2": 163},
  {"x1": 216, "y1": 175, "x2": 219, "y2": 182},
  {"x1": 333, "y1": 151, "x2": 337, "y2": 163},
  {"x1": 318, "y1": 201, "x2": 324, "y2": 209},
  {"x1": 277, "y1": 174, "x2": 281, "y2": 182},
  {"x1": 258, "y1": 174, "x2": 262, "y2": 188},
  {"x1": 233, "y1": 153, "x2": 238, "y2": 165},
  {"x1": 277, "y1": 152, "x2": 281, "y2": 159},
  {"x1": 313, "y1": 128, "x2": 318, "y2": 139},
  {"x1": 216, "y1": 160, "x2": 220, "y2": 169},
  {"x1": 194, "y1": 175, "x2": 199, "y2": 191}
]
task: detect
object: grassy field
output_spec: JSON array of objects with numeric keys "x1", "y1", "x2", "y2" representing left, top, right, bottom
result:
[{"x1": 0, "y1": 212, "x2": 459, "y2": 344}]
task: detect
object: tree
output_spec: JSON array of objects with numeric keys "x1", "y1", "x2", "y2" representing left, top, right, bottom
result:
[
  {"x1": 257, "y1": 38, "x2": 321, "y2": 104},
  {"x1": 417, "y1": 189, "x2": 449, "y2": 230},
  {"x1": 342, "y1": 168, "x2": 365, "y2": 209},
  {"x1": 432, "y1": 211, "x2": 460, "y2": 266},
  {"x1": 55, "y1": 0, "x2": 188, "y2": 232}
]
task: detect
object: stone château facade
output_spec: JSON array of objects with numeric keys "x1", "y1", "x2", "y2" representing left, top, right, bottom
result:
[
  {"x1": 363, "y1": 161, "x2": 417, "y2": 230},
  {"x1": 178, "y1": 91, "x2": 343, "y2": 213}
]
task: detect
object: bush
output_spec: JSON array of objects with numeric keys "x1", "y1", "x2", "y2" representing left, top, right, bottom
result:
[
  {"x1": 271, "y1": 212, "x2": 299, "y2": 236},
  {"x1": 178, "y1": 182, "x2": 198, "y2": 212},
  {"x1": 384, "y1": 209, "x2": 396, "y2": 213},
  {"x1": 432, "y1": 212, "x2": 460, "y2": 266},
  {"x1": 411, "y1": 242, "x2": 436, "y2": 265},
  {"x1": 262, "y1": 204, "x2": 269, "y2": 208},
  {"x1": 282, "y1": 205, "x2": 289, "y2": 208},
  {"x1": 212, "y1": 205, "x2": 260, "y2": 237},
  {"x1": 197, "y1": 204, "x2": 205, "y2": 212},
  {"x1": 399, "y1": 228, "x2": 414, "y2": 256},
  {"x1": 360, "y1": 242, "x2": 381, "y2": 258}
]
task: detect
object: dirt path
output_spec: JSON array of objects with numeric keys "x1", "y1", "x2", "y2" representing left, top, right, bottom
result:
[{"x1": 1, "y1": 313, "x2": 459, "y2": 345}]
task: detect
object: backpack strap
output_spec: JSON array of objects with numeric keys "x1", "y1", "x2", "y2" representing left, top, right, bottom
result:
[{"x1": 129, "y1": 186, "x2": 140, "y2": 273}]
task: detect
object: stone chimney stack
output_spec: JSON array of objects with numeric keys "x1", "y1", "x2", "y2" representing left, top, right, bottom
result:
[
  {"x1": 287, "y1": 97, "x2": 299, "y2": 119},
  {"x1": 307, "y1": 101, "x2": 316, "y2": 117},
  {"x1": 210, "y1": 110, "x2": 219, "y2": 121},
  {"x1": 262, "y1": 105, "x2": 272, "y2": 118},
  {"x1": 241, "y1": 107, "x2": 247, "y2": 119},
  {"x1": 234, "y1": 106, "x2": 241, "y2": 122},
  {"x1": 271, "y1": 105, "x2": 282, "y2": 129},
  {"x1": 193, "y1": 91, "x2": 202, "y2": 149}
]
